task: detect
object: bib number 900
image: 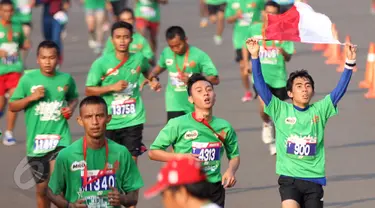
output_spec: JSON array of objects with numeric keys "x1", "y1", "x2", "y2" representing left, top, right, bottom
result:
[{"x1": 287, "y1": 143, "x2": 316, "y2": 156}]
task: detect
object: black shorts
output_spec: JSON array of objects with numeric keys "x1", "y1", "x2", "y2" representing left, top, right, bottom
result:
[
  {"x1": 279, "y1": 3, "x2": 294, "y2": 14},
  {"x1": 208, "y1": 182, "x2": 226, "y2": 207},
  {"x1": 235, "y1": 48, "x2": 250, "y2": 62},
  {"x1": 105, "y1": 124, "x2": 145, "y2": 157},
  {"x1": 207, "y1": 3, "x2": 226, "y2": 15},
  {"x1": 253, "y1": 84, "x2": 289, "y2": 101},
  {"x1": 110, "y1": 0, "x2": 128, "y2": 17},
  {"x1": 278, "y1": 176, "x2": 324, "y2": 208},
  {"x1": 167, "y1": 111, "x2": 186, "y2": 122},
  {"x1": 27, "y1": 146, "x2": 65, "y2": 184}
]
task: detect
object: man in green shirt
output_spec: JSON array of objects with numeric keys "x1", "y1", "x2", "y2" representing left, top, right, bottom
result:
[
  {"x1": 204, "y1": 0, "x2": 226, "y2": 45},
  {"x1": 85, "y1": 21, "x2": 161, "y2": 164},
  {"x1": 149, "y1": 74, "x2": 240, "y2": 207},
  {"x1": 9, "y1": 40, "x2": 79, "y2": 208},
  {"x1": 225, "y1": 0, "x2": 264, "y2": 102},
  {"x1": 0, "y1": 0, "x2": 30, "y2": 146},
  {"x1": 150, "y1": 26, "x2": 220, "y2": 121},
  {"x1": 47, "y1": 96, "x2": 144, "y2": 208},
  {"x1": 242, "y1": 1, "x2": 294, "y2": 155}
]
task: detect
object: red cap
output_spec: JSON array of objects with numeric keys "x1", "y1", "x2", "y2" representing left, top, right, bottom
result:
[{"x1": 144, "y1": 157, "x2": 207, "y2": 199}]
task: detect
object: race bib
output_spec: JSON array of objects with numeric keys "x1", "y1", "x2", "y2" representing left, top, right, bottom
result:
[
  {"x1": 286, "y1": 137, "x2": 317, "y2": 157},
  {"x1": 1, "y1": 55, "x2": 18, "y2": 65},
  {"x1": 169, "y1": 73, "x2": 187, "y2": 91},
  {"x1": 238, "y1": 12, "x2": 253, "y2": 26},
  {"x1": 111, "y1": 99, "x2": 136, "y2": 116},
  {"x1": 140, "y1": 6, "x2": 156, "y2": 18},
  {"x1": 192, "y1": 142, "x2": 221, "y2": 172},
  {"x1": 33, "y1": 134, "x2": 61, "y2": 154},
  {"x1": 19, "y1": 6, "x2": 31, "y2": 14},
  {"x1": 81, "y1": 170, "x2": 116, "y2": 208},
  {"x1": 259, "y1": 47, "x2": 278, "y2": 65}
]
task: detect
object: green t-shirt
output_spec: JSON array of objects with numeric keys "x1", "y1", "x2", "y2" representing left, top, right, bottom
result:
[
  {"x1": 83, "y1": 0, "x2": 106, "y2": 9},
  {"x1": 0, "y1": 21, "x2": 24, "y2": 75},
  {"x1": 11, "y1": 0, "x2": 32, "y2": 24},
  {"x1": 225, "y1": 0, "x2": 264, "y2": 49},
  {"x1": 48, "y1": 138, "x2": 144, "y2": 207},
  {"x1": 246, "y1": 23, "x2": 294, "y2": 88},
  {"x1": 86, "y1": 52, "x2": 150, "y2": 130},
  {"x1": 205, "y1": 0, "x2": 227, "y2": 5},
  {"x1": 134, "y1": 0, "x2": 160, "y2": 22},
  {"x1": 158, "y1": 46, "x2": 219, "y2": 112},
  {"x1": 10, "y1": 70, "x2": 79, "y2": 157},
  {"x1": 150, "y1": 113, "x2": 240, "y2": 183},
  {"x1": 264, "y1": 95, "x2": 338, "y2": 178}
]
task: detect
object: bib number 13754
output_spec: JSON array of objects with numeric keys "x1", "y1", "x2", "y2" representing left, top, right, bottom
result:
[{"x1": 112, "y1": 102, "x2": 136, "y2": 116}]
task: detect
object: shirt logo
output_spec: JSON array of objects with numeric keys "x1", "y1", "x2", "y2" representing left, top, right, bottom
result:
[
  {"x1": 312, "y1": 115, "x2": 319, "y2": 123},
  {"x1": 166, "y1": 59, "x2": 173, "y2": 66},
  {"x1": 131, "y1": 69, "x2": 136, "y2": 74},
  {"x1": 247, "y1": 3, "x2": 256, "y2": 8},
  {"x1": 189, "y1": 61, "x2": 196, "y2": 68},
  {"x1": 71, "y1": 161, "x2": 86, "y2": 171},
  {"x1": 285, "y1": 117, "x2": 296, "y2": 125},
  {"x1": 13, "y1": 32, "x2": 19, "y2": 37},
  {"x1": 232, "y1": 2, "x2": 240, "y2": 9},
  {"x1": 106, "y1": 68, "x2": 118, "y2": 76},
  {"x1": 184, "y1": 130, "x2": 199, "y2": 140},
  {"x1": 57, "y1": 85, "x2": 68, "y2": 92}
]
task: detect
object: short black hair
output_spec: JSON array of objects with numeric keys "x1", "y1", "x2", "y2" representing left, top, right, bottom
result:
[
  {"x1": 119, "y1": 8, "x2": 134, "y2": 18},
  {"x1": 37, "y1": 40, "x2": 60, "y2": 57},
  {"x1": 0, "y1": 0, "x2": 13, "y2": 7},
  {"x1": 187, "y1": 73, "x2": 213, "y2": 96},
  {"x1": 111, "y1": 21, "x2": 133, "y2": 37},
  {"x1": 165, "y1": 26, "x2": 186, "y2": 40},
  {"x1": 79, "y1": 96, "x2": 108, "y2": 114},
  {"x1": 286, "y1": 70, "x2": 315, "y2": 92},
  {"x1": 265, "y1": 0, "x2": 281, "y2": 13}
]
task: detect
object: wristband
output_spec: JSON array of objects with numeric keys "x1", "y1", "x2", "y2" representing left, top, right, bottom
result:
[{"x1": 345, "y1": 59, "x2": 356, "y2": 69}]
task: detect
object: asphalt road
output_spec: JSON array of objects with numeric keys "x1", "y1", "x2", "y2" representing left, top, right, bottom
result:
[{"x1": 1, "y1": 0, "x2": 375, "y2": 207}]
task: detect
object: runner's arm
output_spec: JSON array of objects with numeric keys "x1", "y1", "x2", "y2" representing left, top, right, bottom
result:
[
  {"x1": 227, "y1": 156, "x2": 240, "y2": 174},
  {"x1": 147, "y1": 65, "x2": 166, "y2": 80},
  {"x1": 46, "y1": 188, "x2": 70, "y2": 208},
  {"x1": 330, "y1": 60, "x2": 354, "y2": 106},
  {"x1": 85, "y1": 85, "x2": 116, "y2": 96},
  {"x1": 119, "y1": 190, "x2": 138, "y2": 207},
  {"x1": 251, "y1": 57, "x2": 272, "y2": 105}
]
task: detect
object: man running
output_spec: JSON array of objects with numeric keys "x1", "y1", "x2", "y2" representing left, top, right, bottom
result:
[
  {"x1": 81, "y1": 0, "x2": 106, "y2": 54},
  {"x1": 150, "y1": 26, "x2": 219, "y2": 121},
  {"x1": 9, "y1": 40, "x2": 79, "y2": 208},
  {"x1": 242, "y1": 1, "x2": 294, "y2": 155},
  {"x1": 246, "y1": 38, "x2": 356, "y2": 208},
  {"x1": 225, "y1": 0, "x2": 264, "y2": 102},
  {"x1": 47, "y1": 96, "x2": 144, "y2": 208},
  {"x1": 149, "y1": 74, "x2": 240, "y2": 207},
  {"x1": 144, "y1": 157, "x2": 221, "y2": 208},
  {"x1": 134, "y1": 0, "x2": 168, "y2": 54},
  {"x1": 0, "y1": 0, "x2": 30, "y2": 145},
  {"x1": 85, "y1": 21, "x2": 161, "y2": 164},
  {"x1": 204, "y1": 0, "x2": 226, "y2": 45},
  {"x1": 108, "y1": 0, "x2": 128, "y2": 22}
]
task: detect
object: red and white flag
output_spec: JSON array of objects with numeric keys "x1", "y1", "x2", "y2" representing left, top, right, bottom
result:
[{"x1": 264, "y1": 2, "x2": 340, "y2": 44}]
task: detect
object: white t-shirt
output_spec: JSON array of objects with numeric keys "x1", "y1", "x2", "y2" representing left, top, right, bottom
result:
[{"x1": 201, "y1": 203, "x2": 221, "y2": 208}]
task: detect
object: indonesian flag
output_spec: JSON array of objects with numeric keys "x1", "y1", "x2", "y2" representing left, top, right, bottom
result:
[{"x1": 264, "y1": 2, "x2": 340, "y2": 44}]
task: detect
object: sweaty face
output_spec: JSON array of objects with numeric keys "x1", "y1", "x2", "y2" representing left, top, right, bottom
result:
[
  {"x1": 119, "y1": 12, "x2": 134, "y2": 25},
  {"x1": 1, "y1": 4, "x2": 13, "y2": 22},
  {"x1": 288, "y1": 77, "x2": 314, "y2": 107},
  {"x1": 189, "y1": 80, "x2": 216, "y2": 109},
  {"x1": 112, "y1": 28, "x2": 132, "y2": 52},
  {"x1": 78, "y1": 104, "x2": 111, "y2": 139},
  {"x1": 167, "y1": 36, "x2": 186, "y2": 55},
  {"x1": 37, "y1": 47, "x2": 59, "y2": 75}
]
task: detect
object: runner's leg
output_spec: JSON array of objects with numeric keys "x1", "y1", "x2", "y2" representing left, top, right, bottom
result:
[
  {"x1": 94, "y1": 9, "x2": 106, "y2": 54},
  {"x1": 21, "y1": 23, "x2": 32, "y2": 66},
  {"x1": 85, "y1": 10, "x2": 97, "y2": 49},
  {"x1": 199, "y1": 0, "x2": 208, "y2": 28},
  {"x1": 149, "y1": 22, "x2": 159, "y2": 54},
  {"x1": 5, "y1": 87, "x2": 18, "y2": 143}
]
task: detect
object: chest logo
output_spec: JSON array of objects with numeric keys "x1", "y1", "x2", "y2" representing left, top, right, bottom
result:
[
  {"x1": 184, "y1": 130, "x2": 199, "y2": 140},
  {"x1": 232, "y1": 2, "x2": 240, "y2": 9},
  {"x1": 71, "y1": 160, "x2": 86, "y2": 171},
  {"x1": 166, "y1": 59, "x2": 173, "y2": 66},
  {"x1": 285, "y1": 117, "x2": 297, "y2": 125},
  {"x1": 106, "y1": 68, "x2": 118, "y2": 76}
]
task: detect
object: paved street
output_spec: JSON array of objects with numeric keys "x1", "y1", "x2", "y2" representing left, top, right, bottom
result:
[{"x1": 1, "y1": 0, "x2": 375, "y2": 207}]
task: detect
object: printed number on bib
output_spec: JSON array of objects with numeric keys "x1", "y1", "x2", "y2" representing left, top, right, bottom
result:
[
  {"x1": 259, "y1": 47, "x2": 278, "y2": 65},
  {"x1": 81, "y1": 170, "x2": 116, "y2": 192},
  {"x1": 1, "y1": 55, "x2": 18, "y2": 65},
  {"x1": 287, "y1": 137, "x2": 317, "y2": 157},
  {"x1": 111, "y1": 99, "x2": 136, "y2": 116},
  {"x1": 140, "y1": 6, "x2": 156, "y2": 18},
  {"x1": 239, "y1": 12, "x2": 254, "y2": 26},
  {"x1": 33, "y1": 134, "x2": 61, "y2": 154},
  {"x1": 192, "y1": 142, "x2": 221, "y2": 162}
]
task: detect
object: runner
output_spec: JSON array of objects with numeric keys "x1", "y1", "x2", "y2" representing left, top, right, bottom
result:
[
  {"x1": 9, "y1": 40, "x2": 79, "y2": 208},
  {"x1": 199, "y1": 0, "x2": 209, "y2": 28},
  {"x1": 81, "y1": 0, "x2": 106, "y2": 54},
  {"x1": 85, "y1": 21, "x2": 161, "y2": 164},
  {"x1": 47, "y1": 96, "x2": 144, "y2": 208},
  {"x1": 205, "y1": 0, "x2": 226, "y2": 45},
  {"x1": 272, "y1": 0, "x2": 295, "y2": 13},
  {"x1": 246, "y1": 38, "x2": 356, "y2": 208},
  {"x1": 148, "y1": 74, "x2": 240, "y2": 207},
  {"x1": 0, "y1": 0, "x2": 30, "y2": 146},
  {"x1": 149, "y1": 26, "x2": 219, "y2": 121},
  {"x1": 134, "y1": 0, "x2": 168, "y2": 54},
  {"x1": 108, "y1": 0, "x2": 128, "y2": 22},
  {"x1": 242, "y1": 1, "x2": 294, "y2": 155},
  {"x1": 225, "y1": 0, "x2": 264, "y2": 102},
  {"x1": 144, "y1": 157, "x2": 221, "y2": 208}
]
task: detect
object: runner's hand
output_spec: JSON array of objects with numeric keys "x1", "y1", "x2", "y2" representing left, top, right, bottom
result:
[
  {"x1": 179, "y1": 73, "x2": 190, "y2": 84},
  {"x1": 0, "y1": 49, "x2": 8, "y2": 58},
  {"x1": 221, "y1": 169, "x2": 237, "y2": 188},
  {"x1": 139, "y1": 79, "x2": 149, "y2": 91},
  {"x1": 108, "y1": 186, "x2": 121, "y2": 206},
  {"x1": 246, "y1": 38, "x2": 260, "y2": 58},
  {"x1": 111, "y1": 80, "x2": 128, "y2": 92},
  {"x1": 149, "y1": 78, "x2": 161, "y2": 92},
  {"x1": 61, "y1": 107, "x2": 72, "y2": 119},
  {"x1": 345, "y1": 42, "x2": 357, "y2": 61},
  {"x1": 236, "y1": 10, "x2": 243, "y2": 19},
  {"x1": 30, "y1": 86, "x2": 45, "y2": 101},
  {"x1": 69, "y1": 199, "x2": 87, "y2": 208}
]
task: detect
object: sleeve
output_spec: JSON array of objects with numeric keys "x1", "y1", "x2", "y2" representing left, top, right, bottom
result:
[
  {"x1": 66, "y1": 76, "x2": 79, "y2": 101},
  {"x1": 157, "y1": 48, "x2": 167, "y2": 69},
  {"x1": 329, "y1": 68, "x2": 353, "y2": 106},
  {"x1": 119, "y1": 150, "x2": 144, "y2": 193},
  {"x1": 140, "y1": 36, "x2": 154, "y2": 60},
  {"x1": 199, "y1": 51, "x2": 219, "y2": 76},
  {"x1": 314, "y1": 95, "x2": 338, "y2": 120},
  {"x1": 281, "y1": 41, "x2": 295, "y2": 55},
  {"x1": 9, "y1": 75, "x2": 27, "y2": 102},
  {"x1": 224, "y1": 125, "x2": 240, "y2": 160},
  {"x1": 85, "y1": 59, "x2": 104, "y2": 87},
  {"x1": 224, "y1": 0, "x2": 234, "y2": 18},
  {"x1": 140, "y1": 55, "x2": 151, "y2": 73},
  {"x1": 251, "y1": 58, "x2": 272, "y2": 105},
  {"x1": 264, "y1": 95, "x2": 287, "y2": 122},
  {"x1": 48, "y1": 152, "x2": 66, "y2": 195},
  {"x1": 150, "y1": 120, "x2": 178, "y2": 150}
]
